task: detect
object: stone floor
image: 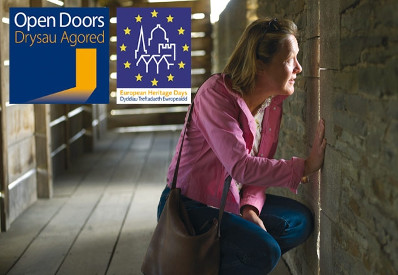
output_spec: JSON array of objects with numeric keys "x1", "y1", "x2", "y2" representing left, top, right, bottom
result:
[{"x1": 0, "y1": 131, "x2": 290, "y2": 275}]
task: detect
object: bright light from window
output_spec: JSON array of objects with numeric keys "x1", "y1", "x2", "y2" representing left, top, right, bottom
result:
[
  {"x1": 4, "y1": 60, "x2": 9, "y2": 66},
  {"x1": 192, "y1": 13, "x2": 205, "y2": 20},
  {"x1": 110, "y1": 91, "x2": 116, "y2": 97},
  {"x1": 210, "y1": 0, "x2": 230, "y2": 23},
  {"x1": 148, "y1": 0, "x2": 190, "y2": 2},
  {"x1": 191, "y1": 32, "x2": 205, "y2": 38},
  {"x1": 110, "y1": 36, "x2": 117, "y2": 42},
  {"x1": 191, "y1": 68, "x2": 206, "y2": 75},
  {"x1": 191, "y1": 50, "x2": 206, "y2": 57},
  {"x1": 110, "y1": 72, "x2": 117, "y2": 79},
  {"x1": 110, "y1": 55, "x2": 117, "y2": 61},
  {"x1": 46, "y1": 0, "x2": 64, "y2": 6},
  {"x1": 110, "y1": 17, "x2": 117, "y2": 24},
  {"x1": 2, "y1": 17, "x2": 9, "y2": 24}
]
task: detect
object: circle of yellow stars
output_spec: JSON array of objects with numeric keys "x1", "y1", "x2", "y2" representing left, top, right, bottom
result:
[{"x1": 119, "y1": 12, "x2": 189, "y2": 86}]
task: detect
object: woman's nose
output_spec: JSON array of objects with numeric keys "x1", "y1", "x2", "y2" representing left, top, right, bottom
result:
[{"x1": 294, "y1": 59, "x2": 302, "y2": 74}]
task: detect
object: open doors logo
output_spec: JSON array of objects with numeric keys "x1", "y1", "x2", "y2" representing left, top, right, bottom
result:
[
  {"x1": 9, "y1": 8, "x2": 109, "y2": 104},
  {"x1": 116, "y1": 8, "x2": 191, "y2": 104}
]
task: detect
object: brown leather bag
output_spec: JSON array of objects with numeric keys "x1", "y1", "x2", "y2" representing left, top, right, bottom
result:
[{"x1": 141, "y1": 103, "x2": 231, "y2": 275}]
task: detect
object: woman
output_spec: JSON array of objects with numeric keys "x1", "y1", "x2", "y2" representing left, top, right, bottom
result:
[{"x1": 158, "y1": 18, "x2": 326, "y2": 274}]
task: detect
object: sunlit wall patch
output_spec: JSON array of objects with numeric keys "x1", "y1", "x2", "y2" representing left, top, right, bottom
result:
[
  {"x1": 9, "y1": 8, "x2": 109, "y2": 104},
  {"x1": 116, "y1": 8, "x2": 191, "y2": 104}
]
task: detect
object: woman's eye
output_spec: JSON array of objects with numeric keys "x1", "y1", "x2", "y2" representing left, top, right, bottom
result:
[{"x1": 286, "y1": 58, "x2": 294, "y2": 65}]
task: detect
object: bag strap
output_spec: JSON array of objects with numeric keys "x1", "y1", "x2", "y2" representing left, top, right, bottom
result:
[
  {"x1": 171, "y1": 102, "x2": 194, "y2": 190},
  {"x1": 217, "y1": 175, "x2": 231, "y2": 237},
  {"x1": 171, "y1": 102, "x2": 231, "y2": 238}
]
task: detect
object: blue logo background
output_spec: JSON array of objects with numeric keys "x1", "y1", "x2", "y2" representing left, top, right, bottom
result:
[
  {"x1": 10, "y1": 8, "x2": 109, "y2": 104},
  {"x1": 117, "y1": 8, "x2": 191, "y2": 89}
]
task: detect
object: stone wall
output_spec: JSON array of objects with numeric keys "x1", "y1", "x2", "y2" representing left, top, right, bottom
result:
[
  {"x1": 256, "y1": 1, "x2": 321, "y2": 273},
  {"x1": 319, "y1": 0, "x2": 398, "y2": 274},
  {"x1": 212, "y1": 0, "x2": 247, "y2": 73},
  {"x1": 216, "y1": 0, "x2": 398, "y2": 274}
]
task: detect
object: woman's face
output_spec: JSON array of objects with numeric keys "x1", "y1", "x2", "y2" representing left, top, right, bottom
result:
[{"x1": 257, "y1": 34, "x2": 302, "y2": 96}]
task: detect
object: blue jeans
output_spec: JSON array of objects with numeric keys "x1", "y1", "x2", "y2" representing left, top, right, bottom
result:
[{"x1": 157, "y1": 186, "x2": 314, "y2": 275}]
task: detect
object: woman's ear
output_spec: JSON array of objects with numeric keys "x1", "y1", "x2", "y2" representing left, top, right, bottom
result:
[{"x1": 255, "y1": 59, "x2": 266, "y2": 72}]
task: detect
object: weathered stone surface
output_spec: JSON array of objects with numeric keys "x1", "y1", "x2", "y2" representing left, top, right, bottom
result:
[
  {"x1": 236, "y1": 0, "x2": 398, "y2": 274},
  {"x1": 302, "y1": 38, "x2": 319, "y2": 78},
  {"x1": 306, "y1": 0, "x2": 319, "y2": 39},
  {"x1": 320, "y1": 0, "x2": 340, "y2": 70}
]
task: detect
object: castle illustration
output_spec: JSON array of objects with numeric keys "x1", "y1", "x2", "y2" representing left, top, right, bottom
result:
[{"x1": 135, "y1": 24, "x2": 176, "y2": 74}]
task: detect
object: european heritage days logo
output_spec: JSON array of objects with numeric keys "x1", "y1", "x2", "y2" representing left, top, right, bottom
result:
[
  {"x1": 116, "y1": 8, "x2": 191, "y2": 104},
  {"x1": 10, "y1": 8, "x2": 109, "y2": 104}
]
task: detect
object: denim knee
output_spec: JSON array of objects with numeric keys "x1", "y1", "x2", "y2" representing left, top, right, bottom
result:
[
  {"x1": 295, "y1": 203, "x2": 314, "y2": 242},
  {"x1": 221, "y1": 234, "x2": 281, "y2": 275},
  {"x1": 238, "y1": 230, "x2": 281, "y2": 274},
  {"x1": 259, "y1": 236, "x2": 281, "y2": 273}
]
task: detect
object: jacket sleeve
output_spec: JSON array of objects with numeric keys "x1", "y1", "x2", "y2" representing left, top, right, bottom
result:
[
  {"x1": 194, "y1": 82, "x2": 305, "y2": 203},
  {"x1": 239, "y1": 185, "x2": 267, "y2": 214},
  {"x1": 239, "y1": 156, "x2": 304, "y2": 214}
]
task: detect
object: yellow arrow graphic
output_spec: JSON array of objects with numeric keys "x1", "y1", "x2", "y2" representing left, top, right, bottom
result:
[{"x1": 30, "y1": 48, "x2": 97, "y2": 103}]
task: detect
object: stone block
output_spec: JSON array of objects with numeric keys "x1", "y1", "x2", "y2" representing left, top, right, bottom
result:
[
  {"x1": 340, "y1": 37, "x2": 365, "y2": 67},
  {"x1": 320, "y1": 0, "x2": 340, "y2": 70},
  {"x1": 302, "y1": 38, "x2": 320, "y2": 78},
  {"x1": 320, "y1": 211, "x2": 335, "y2": 275},
  {"x1": 305, "y1": 77, "x2": 320, "y2": 146},
  {"x1": 257, "y1": 1, "x2": 276, "y2": 18},
  {"x1": 386, "y1": 119, "x2": 398, "y2": 144},
  {"x1": 365, "y1": 124, "x2": 384, "y2": 159},
  {"x1": 340, "y1": 0, "x2": 360, "y2": 13},
  {"x1": 385, "y1": 57, "x2": 398, "y2": 96},
  {"x1": 301, "y1": 165, "x2": 319, "y2": 208},
  {"x1": 335, "y1": 137, "x2": 362, "y2": 163},
  {"x1": 341, "y1": 2, "x2": 373, "y2": 35},
  {"x1": 344, "y1": 93, "x2": 369, "y2": 118},
  {"x1": 374, "y1": 1, "x2": 398, "y2": 29},
  {"x1": 334, "y1": 69, "x2": 358, "y2": 92},
  {"x1": 320, "y1": 70, "x2": 336, "y2": 146},
  {"x1": 294, "y1": 13, "x2": 305, "y2": 34},
  {"x1": 284, "y1": 0, "x2": 305, "y2": 17},
  {"x1": 306, "y1": 0, "x2": 319, "y2": 38},
  {"x1": 289, "y1": 89, "x2": 306, "y2": 117},
  {"x1": 334, "y1": 110, "x2": 367, "y2": 137},
  {"x1": 358, "y1": 65, "x2": 385, "y2": 97},
  {"x1": 320, "y1": 147, "x2": 341, "y2": 223}
]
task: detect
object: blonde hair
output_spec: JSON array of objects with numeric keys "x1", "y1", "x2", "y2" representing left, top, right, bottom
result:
[{"x1": 223, "y1": 18, "x2": 298, "y2": 95}]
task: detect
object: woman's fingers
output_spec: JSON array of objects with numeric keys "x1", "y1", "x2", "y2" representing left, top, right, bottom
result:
[
  {"x1": 241, "y1": 207, "x2": 267, "y2": 231},
  {"x1": 304, "y1": 120, "x2": 327, "y2": 176},
  {"x1": 321, "y1": 137, "x2": 327, "y2": 149},
  {"x1": 318, "y1": 119, "x2": 325, "y2": 141}
]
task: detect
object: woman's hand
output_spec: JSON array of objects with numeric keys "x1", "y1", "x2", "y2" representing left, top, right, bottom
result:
[
  {"x1": 241, "y1": 205, "x2": 267, "y2": 231},
  {"x1": 304, "y1": 119, "x2": 327, "y2": 176}
]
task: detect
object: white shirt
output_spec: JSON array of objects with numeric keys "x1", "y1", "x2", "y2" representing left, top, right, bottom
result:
[{"x1": 237, "y1": 96, "x2": 272, "y2": 191}]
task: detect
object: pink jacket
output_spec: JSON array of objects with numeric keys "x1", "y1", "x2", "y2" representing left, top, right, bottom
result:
[{"x1": 167, "y1": 74, "x2": 305, "y2": 215}]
